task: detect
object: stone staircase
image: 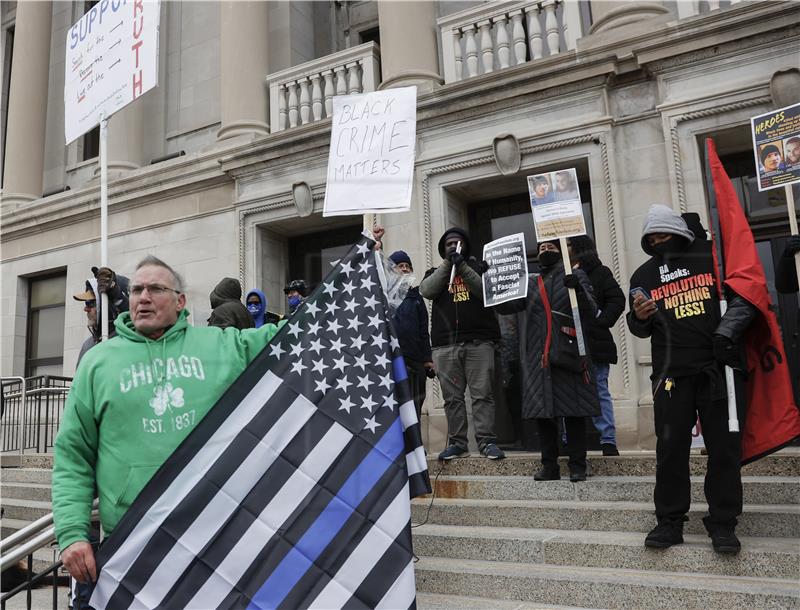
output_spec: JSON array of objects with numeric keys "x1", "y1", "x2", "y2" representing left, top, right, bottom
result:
[{"x1": 412, "y1": 450, "x2": 800, "y2": 610}]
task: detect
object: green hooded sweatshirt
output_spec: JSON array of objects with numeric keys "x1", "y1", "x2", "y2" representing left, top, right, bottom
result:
[{"x1": 53, "y1": 309, "x2": 281, "y2": 551}]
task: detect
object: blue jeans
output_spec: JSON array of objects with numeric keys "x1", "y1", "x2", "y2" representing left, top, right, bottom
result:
[
  {"x1": 71, "y1": 579, "x2": 95, "y2": 610},
  {"x1": 592, "y1": 363, "x2": 616, "y2": 445}
]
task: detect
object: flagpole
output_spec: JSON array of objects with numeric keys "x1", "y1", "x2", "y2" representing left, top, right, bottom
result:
[
  {"x1": 704, "y1": 138, "x2": 739, "y2": 433},
  {"x1": 99, "y1": 113, "x2": 110, "y2": 342},
  {"x1": 785, "y1": 184, "x2": 800, "y2": 291}
]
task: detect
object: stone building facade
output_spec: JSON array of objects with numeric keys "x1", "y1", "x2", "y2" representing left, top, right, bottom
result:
[{"x1": 2, "y1": 0, "x2": 799, "y2": 451}]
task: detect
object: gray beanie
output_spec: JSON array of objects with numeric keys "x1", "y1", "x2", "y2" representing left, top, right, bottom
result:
[{"x1": 641, "y1": 204, "x2": 695, "y2": 255}]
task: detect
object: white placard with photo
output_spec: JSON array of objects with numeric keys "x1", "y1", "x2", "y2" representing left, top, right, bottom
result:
[{"x1": 527, "y1": 168, "x2": 587, "y2": 241}]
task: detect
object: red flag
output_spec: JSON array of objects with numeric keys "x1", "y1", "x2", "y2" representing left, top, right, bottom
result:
[{"x1": 706, "y1": 138, "x2": 800, "y2": 463}]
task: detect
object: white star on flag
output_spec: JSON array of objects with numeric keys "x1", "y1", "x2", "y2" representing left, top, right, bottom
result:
[
  {"x1": 325, "y1": 301, "x2": 340, "y2": 315},
  {"x1": 347, "y1": 317, "x2": 363, "y2": 331},
  {"x1": 356, "y1": 242, "x2": 371, "y2": 256},
  {"x1": 307, "y1": 320, "x2": 321, "y2": 335},
  {"x1": 290, "y1": 361, "x2": 307, "y2": 375},
  {"x1": 339, "y1": 260, "x2": 354, "y2": 277},
  {"x1": 287, "y1": 322, "x2": 302, "y2": 338},
  {"x1": 378, "y1": 374, "x2": 393, "y2": 390},
  {"x1": 322, "y1": 281, "x2": 337, "y2": 297},
  {"x1": 360, "y1": 395, "x2": 377, "y2": 412},
  {"x1": 327, "y1": 319, "x2": 342, "y2": 334},
  {"x1": 350, "y1": 335, "x2": 366, "y2": 350},
  {"x1": 358, "y1": 260, "x2": 372, "y2": 274},
  {"x1": 363, "y1": 415, "x2": 381, "y2": 433},
  {"x1": 363, "y1": 294, "x2": 379, "y2": 310},
  {"x1": 353, "y1": 355, "x2": 369, "y2": 370},
  {"x1": 341, "y1": 281, "x2": 356, "y2": 295},
  {"x1": 382, "y1": 394, "x2": 397, "y2": 411},
  {"x1": 390, "y1": 336, "x2": 400, "y2": 351},
  {"x1": 290, "y1": 343, "x2": 303, "y2": 357},
  {"x1": 269, "y1": 343, "x2": 285, "y2": 359},
  {"x1": 374, "y1": 353, "x2": 391, "y2": 368},
  {"x1": 335, "y1": 377, "x2": 353, "y2": 393},
  {"x1": 314, "y1": 378, "x2": 331, "y2": 394},
  {"x1": 360, "y1": 276, "x2": 375, "y2": 291},
  {"x1": 309, "y1": 339, "x2": 324, "y2": 355},
  {"x1": 371, "y1": 333, "x2": 387, "y2": 348},
  {"x1": 338, "y1": 396, "x2": 355, "y2": 414},
  {"x1": 367, "y1": 314, "x2": 382, "y2": 330},
  {"x1": 329, "y1": 337, "x2": 345, "y2": 353},
  {"x1": 311, "y1": 359, "x2": 327, "y2": 375},
  {"x1": 332, "y1": 356, "x2": 348, "y2": 373},
  {"x1": 357, "y1": 375, "x2": 373, "y2": 391},
  {"x1": 305, "y1": 300, "x2": 320, "y2": 317},
  {"x1": 343, "y1": 299, "x2": 357, "y2": 313}
]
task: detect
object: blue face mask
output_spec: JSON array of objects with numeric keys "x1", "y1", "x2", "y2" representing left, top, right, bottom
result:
[
  {"x1": 247, "y1": 303, "x2": 260, "y2": 314},
  {"x1": 288, "y1": 295, "x2": 302, "y2": 308}
]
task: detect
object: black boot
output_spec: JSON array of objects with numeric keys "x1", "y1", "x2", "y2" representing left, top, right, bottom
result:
[
  {"x1": 645, "y1": 519, "x2": 684, "y2": 548},
  {"x1": 703, "y1": 516, "x2": 741, "y2": 554},
  {"x1": 534, "y1": 467, "x2": 561, "y2": 481}
]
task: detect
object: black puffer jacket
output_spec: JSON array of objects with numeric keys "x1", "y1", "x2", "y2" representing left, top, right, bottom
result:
[
  {"x1": 581, "y1": 261, "x2": 625, "y2": 364},
  {"x1": 497, "y1": 264, "x2": 600, "y2": 419},
  {"x1": 208, "y1": 278, "x2": 254, "y2": 330}
]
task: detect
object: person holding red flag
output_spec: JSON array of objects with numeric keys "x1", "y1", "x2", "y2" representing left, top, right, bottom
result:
[{"x1": 627, "y1": 204, "x2": 756, "y2": 554}]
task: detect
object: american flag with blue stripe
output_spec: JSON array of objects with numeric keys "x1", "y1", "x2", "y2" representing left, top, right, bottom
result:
[{"x1": 89, "y1": 235, "x2": 431, "y2": 609}]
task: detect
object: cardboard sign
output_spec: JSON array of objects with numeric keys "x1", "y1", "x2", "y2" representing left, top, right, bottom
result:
[
  {"x1": 324, "y1": 87, "x2": 417, "y2": 217},
  {"x1": 527, "y1": 168, "x2": 586, "y2": 241},
  {"x1": 750, "y1": 103, "x2": 800, "y2": 192},
  {"x1": 482, "y1": 233, "x2": 529, "y2": 307},
  {"x1": 65, "y1": 0, "x2": 161, "y2": 144}
]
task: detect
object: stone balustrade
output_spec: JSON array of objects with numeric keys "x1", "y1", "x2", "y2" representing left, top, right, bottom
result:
[
  {"x1": 266, "y1": 42, "x2": 381, "y2": 133},
  {"x1": 438, "y1": 0, "x2": 582, "y2": 84},
  {"x1": 677, "y1": 0, "x2": 743, "y2": 19}
]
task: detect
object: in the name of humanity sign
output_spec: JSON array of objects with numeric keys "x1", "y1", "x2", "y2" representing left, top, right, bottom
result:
[
  {"x1": 527, "y1": 167, "x2": 586, "y2": 241},
  {"x1": 324, "y1": 86, "x2": 417, "y2": 217},
  {"x1": 65, "y1": 0, "x2": 160, "y2": 144},
  {"x1": 750, "y1": 103, "x2": 800, "y2": 191},
  {"x1": 482, "y1": 233, "x2": 529, "y2": 307}
]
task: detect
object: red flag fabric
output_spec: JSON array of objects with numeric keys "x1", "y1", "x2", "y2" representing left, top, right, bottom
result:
[{"x1": 707, "y1": 138, "x2": 800, "y2": 464}]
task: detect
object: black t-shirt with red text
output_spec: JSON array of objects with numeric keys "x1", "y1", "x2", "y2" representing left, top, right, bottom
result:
[{"x1": 629, "y1": 240, "x2": 721, "y2": 377}]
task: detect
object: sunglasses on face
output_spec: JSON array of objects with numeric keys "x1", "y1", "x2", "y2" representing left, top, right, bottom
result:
[
  {"x1": 85, "y1": 300, "x2": 96, "y2": 308},
  {"x1": 130, "y1": 284, "x2": 181, "y2": 297}
]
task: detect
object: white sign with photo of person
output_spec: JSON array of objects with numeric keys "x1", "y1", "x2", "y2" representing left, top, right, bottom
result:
[
  {"x1": 64, "y1": 0, "x2": 161, "y2": 144},
  {"x1": 527, "y1": 168, "x2": 586, "y2": 241},
  {"x1": 482, "y1": 233, "x2": 529, "y2": 307},
  {"x1": 750, "y1": 103, "x2": 800, "y2": 192},
  {"x1": 324, "y1": 86, "x2": 417, "y2": 217}
]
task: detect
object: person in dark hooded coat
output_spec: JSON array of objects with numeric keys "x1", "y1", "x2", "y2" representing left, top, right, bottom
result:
[
  {"x1": 208, "y1": 277, "x2": 254, "y2": 330},
  {"x1": 497, "y1": 240, "x2": 599, "y2": 482}
]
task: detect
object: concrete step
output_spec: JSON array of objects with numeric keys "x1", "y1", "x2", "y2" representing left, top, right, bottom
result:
[
  {"x1": 431, "y1": 475, "x2": 800, "y2": 505},
  {"x1": 417, "y1": 592, "x2": 589, "y2": 610},
  {"x1": 412, "y1": 524, "x2": 800, "y2": 580},
  {"x1": 0, "y1": 498, "x2": 52, "y2": 522},
  {"x1": 426, "y1": 450, "x2": 800, "y2": 478},
  {"x1": 0, "y1": 585, "x2": 70, "y2": 610},
  {"x1": 1, "y1": 482, "x2": 52, "y2": 502},
  {"x1": 1, "y1": 468, "x2": 53, "y2": 484},
  {"x1": 411, "y1": 497, "x2": 800, "y2": 538},
  {"x1": 414, "y1": 556, "x2": 800, "y2": 610}
]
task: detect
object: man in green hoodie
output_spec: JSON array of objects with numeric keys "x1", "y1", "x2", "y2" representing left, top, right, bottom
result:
[{"x1": 54, "y1": 255, "x2": 282, "y2": 589}]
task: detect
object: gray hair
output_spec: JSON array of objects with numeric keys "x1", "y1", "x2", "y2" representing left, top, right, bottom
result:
[{"x1": 135, "y1": 255, "x2": 185, "y2": 293}]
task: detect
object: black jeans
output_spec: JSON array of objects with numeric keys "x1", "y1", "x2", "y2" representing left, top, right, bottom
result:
[
  {"x1": 537, "y1": 417, "x2": 587, "y2": 475},
  {"x1": 653, "y1": 371, "x2": 743, "y2": 528}
]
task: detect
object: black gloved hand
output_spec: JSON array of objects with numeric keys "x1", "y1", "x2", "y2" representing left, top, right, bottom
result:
[
  {"x1": 712, "y1": 334, "x2": 740, "y2": 369},
  {"x1": 92, "y1": 266, "x2": 117, "y2": 295},
  {"x1": 784, "y1": 235, "x2": 800, "y2": 257},
  {"x1": 476, "y1": 259, "x2": 490, "y2": 274},
  {"x1": 563, "y1": 273, "x2": 580, "y2": 289},
  {"x1": 448, "y1": 251, "x2": 464, "y2": 267}
]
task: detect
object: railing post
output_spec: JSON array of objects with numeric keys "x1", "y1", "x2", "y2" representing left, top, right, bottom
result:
[
  {"x1": 441, "y1": 26, "x2": 458, "y2": 83},
  {"x1": 676, "y1": 0, "x2": 700, "y2": 19},
  {"x1": 561, "y1": 0, "x2": 582, "y2": 51},
  {"x1": 18, "y1": 377, "x2": 26, "y2": 459}
]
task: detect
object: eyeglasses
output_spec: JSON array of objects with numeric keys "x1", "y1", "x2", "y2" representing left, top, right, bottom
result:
[
  {"x1": 130, "y1": 284, "x2": 181, "y2": 297},
  {"x1": 85, "y1": 300, "x2": 97, "y2": 308}
]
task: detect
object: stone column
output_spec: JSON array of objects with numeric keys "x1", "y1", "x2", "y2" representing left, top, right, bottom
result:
[
  {"x1": 217, "y1": 1, "x2": 270, "y2": 141},
  {"x1": 589, "y1": 1, "x2": 669, "y2": 34},
  {"x1": 106, "y1": 103, "x2": 145, "y2": 172},
  {"x1": 377, "y1": 1, "x2": 442, "y2": 93},
  {"x1": 2, "y1": 1, "x2": 52, "y2": 206}
]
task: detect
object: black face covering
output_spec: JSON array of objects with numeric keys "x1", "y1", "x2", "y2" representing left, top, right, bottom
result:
[
  {"x1": 538, "y1": 250, "x2": 561, "y2": 268},
  {"x1": 650, "y1": 239, "x2": 685, "y2": 257}
]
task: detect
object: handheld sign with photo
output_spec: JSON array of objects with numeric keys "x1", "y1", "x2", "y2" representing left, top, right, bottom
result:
[
  {"x1": 482, "y1": 233, "x2": 529, "y2": 307},
  {"x1": 750, "y1": 103, "x2": 800, "y2": 291},
  {"x1": 527, "y1": 168, "x2": 586, "y2": 241},
  {"x1": 750, "y1": 103, "x2": 800, "y2": 191},
  {"x1": 65, "y1": 0, "x2": 161, "y2": 144},
  {"x1": 324, "y1": 87, "x2": 417, "y2": 217}
]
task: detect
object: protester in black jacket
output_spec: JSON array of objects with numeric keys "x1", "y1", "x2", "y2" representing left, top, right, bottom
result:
[
  {"x1": 627, "y1": 204, "x2": 756, "y2": 554},
  {"x1": 420, "y1": 227, "x2": 505, "y2": 461},
  {"x1": 208, "y1": 277, "x2": 254, "y2": 330},
  {"x1": 776, "y1": 235, "x2": 799, "y2": 294},
  {"x1": 73, "y1": 267, "x2": 130, "y2": 366},
  {"x1": 568, "y1": 236, "x2": 625, "y2": 456},
  {"x1": 497, "y1": 240, "x2": 599, "y2": 481},
  {"x1": 389, "y1": 251, "x2": 434, "y2": 422}
]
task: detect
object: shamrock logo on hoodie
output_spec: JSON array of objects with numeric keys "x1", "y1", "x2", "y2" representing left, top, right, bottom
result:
[{"x1": 149, "y1": 382, "x2": 185, "y2": 416}]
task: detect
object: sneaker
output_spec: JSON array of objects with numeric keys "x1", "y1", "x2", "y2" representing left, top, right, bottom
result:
[
  {"x1": 710, "y1": 528, "x2": 741, "y2": 554},
  {"x1": 534, "y1": 468, "x2": 561, "y2": 481},
  {"x1": 601, "y1": 443, "x2": 620, "y2": 456},
  {"x1": 438, "y1": 445, "x2": 469, "y2": 461},
  {"x1": 481, "y1": 443, "x2": 505, "y2": 460},
  {"x1": 644, "y1": 521, "x2": 684, "y2": 548}
]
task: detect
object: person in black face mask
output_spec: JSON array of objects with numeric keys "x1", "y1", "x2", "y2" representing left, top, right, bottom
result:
[
  {"x1": 496, "y1": 240, "x2": 600, "y2": 482},
  {"x1": 627, "y1": 204, "x2": 756, "y2": 554}
]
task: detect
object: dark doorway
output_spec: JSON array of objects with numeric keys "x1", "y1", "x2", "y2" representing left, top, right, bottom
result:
[
  {"x1": 464, "y1": 166, "x2": 601, "y2": 452},
  {"x1": 287, "y1": 224, "x2": 362, "y2": 293}
]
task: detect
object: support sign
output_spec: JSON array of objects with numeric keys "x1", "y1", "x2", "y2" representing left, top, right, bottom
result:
[
  {"x1": 482, "y1": 233, "x2": 529, "y2": 307},
  {"x1": 65, "y1": 0, "x2": 160, "y2": 144}
]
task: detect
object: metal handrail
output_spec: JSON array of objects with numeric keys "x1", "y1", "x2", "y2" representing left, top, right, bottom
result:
[
  {"x1": 1, "y1": 376, "x2": 26, "y2": 457},
  {"x1": 0, "y1": 502, "x2": 99, "y2": 572}
]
